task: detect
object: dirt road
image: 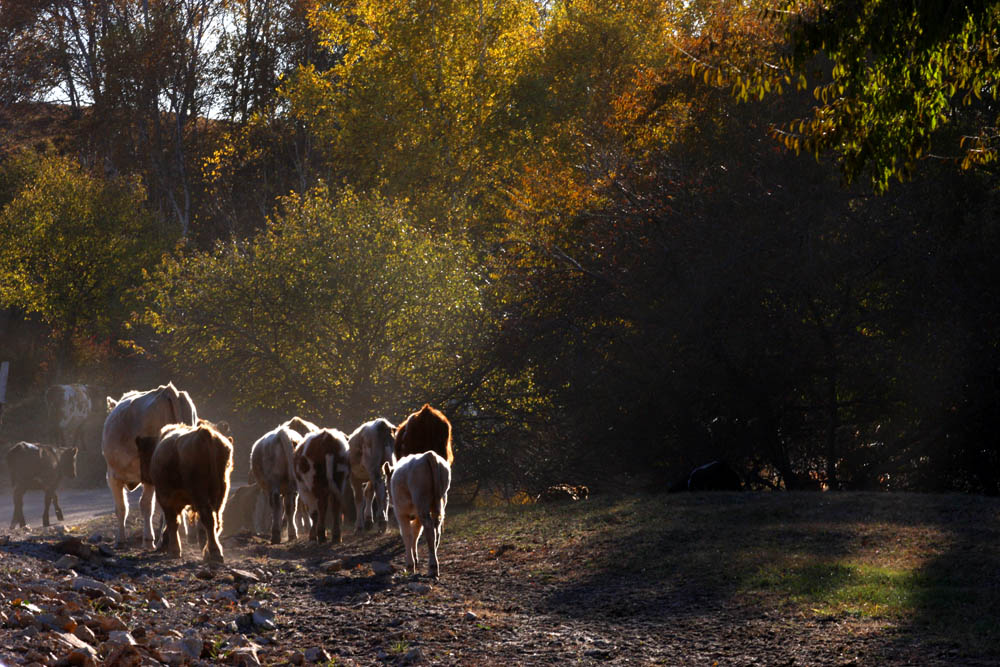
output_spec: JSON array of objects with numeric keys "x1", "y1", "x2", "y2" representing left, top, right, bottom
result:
[{"x1": 0, "y1": 485, "x2": 134, "y2": 533}]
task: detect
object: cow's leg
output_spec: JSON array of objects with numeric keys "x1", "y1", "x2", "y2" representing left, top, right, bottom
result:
[
  {"x1": 315, "y1": 494, "x2": 327, "y2": 543},
  {"x1": 11, "y1": 487, "x2": 27, "y2": 529},
  {"x1": 397, "y1": 515, "x2": 417, "y2": 572},
  {"x1": 330, "y1": 494, "x2": 342, "y2": 543},
  {"x1": 161, "y1": 507, "x2": 182, "y2": 557},
  {"x1": 283, "y1": 492, "x2": 297, "y2": 541},
  {"x1": 139, "y1": 483, "x2": 156, "y2": 547},
  {"x1": 422, "y1": 513, "x2": 441, "y2": 578},
  {"x1": 108, "y1": 473, "x2": 129, "y2": 545},
  {"x1": 350, "y1": 477, "x2": 366, "y2": 533},
  {"x1": 269, "y1": 489, "x2": 283, "y2": 544},
  {"x1": 197, "y1": 503, "x2": 224, "y2": 564},
  {"x1": 363, "y1": 482, "x2": 375, "y2": 531},
  {"x1": 42, "y1": 490, "x2": 53, "y2": 527},
  {"x1": 51, "y1": 490, "x2": 64, "y2": 522}
]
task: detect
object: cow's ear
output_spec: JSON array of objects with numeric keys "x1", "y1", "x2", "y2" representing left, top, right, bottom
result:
[
  {"x1": 381, "y1": 461, "x2": 393, "y2": 477},
  {"x1": 107, "y1": 397, "x2": 118, "y2": 411}
]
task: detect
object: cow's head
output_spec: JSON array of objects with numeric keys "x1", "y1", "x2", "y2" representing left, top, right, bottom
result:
[
  {"x1": 58, "y1": 447, "x2": 78, "y2": 479},
  {"x1": 135, "y1": 436, "x2": 159, "y2": 485}
]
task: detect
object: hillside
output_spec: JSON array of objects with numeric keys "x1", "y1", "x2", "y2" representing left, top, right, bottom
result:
[{"x1": 0, "y1": 491, "x2": 996, "y2": 665}]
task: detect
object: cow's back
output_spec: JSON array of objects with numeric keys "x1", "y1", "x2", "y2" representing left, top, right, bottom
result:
[
  {"x1": 6, "y1": 443, "x2": 42, "y2": 486},
  {"x1": 102, "y1": 384, "x2": 197, "y2": 485},
  {"x1": 394, "y1": 405, "x2": 453, "y2": 465},
  {"x1": 153, "y1": 426, "x2": 233, "y2": 515}
]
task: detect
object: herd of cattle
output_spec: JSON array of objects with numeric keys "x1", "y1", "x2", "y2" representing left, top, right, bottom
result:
[
  {"x1": 5, "y1": 383, "x2": 748, "y2": 576},
  {"x1": 6, "y1": 383, "x2": 455, "y2": 578}
]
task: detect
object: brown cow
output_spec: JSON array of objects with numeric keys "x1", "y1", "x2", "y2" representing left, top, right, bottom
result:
[
  {"x1": 135, "y1": 423, "x2": 233, "y2": 563},
  {"x1": 6, "y1": 442, "x2": 77, "y2": 529},
  {"x1": 293, "y1": 428, "x2": 350, "y2": 543},
  {"x1": 393, "y1": 404, "x2": 453, "y2": 465},
  {"x1": 389, "y1": 451, "x2": 452, "y2": 578},
  {"x1": 103, "y1": 383, "x2": 198, "y2": 546}
]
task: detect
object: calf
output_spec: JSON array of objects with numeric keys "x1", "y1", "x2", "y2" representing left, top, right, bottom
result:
[
  {"x1": 249, "y1": 424, "x2": 304, "y2": 543},
  {"x1": 222, "y1": 483, "x2": 264, "y2": 538},
  {"x1": 6, "y1": 443, "x2": 77, "y2": 529},
  {"x1": 390, "y1": 451, "x2": 452, "y2": 578},
  {"x1": 394, "y1": 404, "x2": 453, "y2": 465},
  {"x1": 135, "y1": 423, "x2": 233, "y2": 563},
  {"x1": 347, "y1": 418, "x2": 396, "y2": 534},
  {"x1": 293, "y1": 429, "x2": 350, "y2": 543}
]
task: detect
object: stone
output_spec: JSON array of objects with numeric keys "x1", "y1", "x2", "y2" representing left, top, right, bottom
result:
[
  {"x1": 149, "y1": 598, "x2": 171, "y2": 611},
  {"x1": 287, "y1": 651, "x2": 306, "y2": 665},
  {"x1": 403, "y1": 647, "x2": 424, "y2": 663},
  {"x1": 36, "y1": 612, "x2": 76, "y2": 632},
  {"x1": 55, "y1": 555, "x2": 83, "y2": 570},
  {"x1": 90, "y1": 614, "x2": 127, "y2": 632},
  {"x1": 74, "y1": 623, "x2": 97, "y2": 645},
  {"x1": 406, "y1": 582, "x2": 431, "y2": 594},
  {"x1": 252, "y1": 607, "x2": 276, "y2": 630},
  {"x1": 212, "y1": 589, "x2": 240, "y2": 603},
  {"x1": 464, "y1": 611, "x2": 478, "y2": 621},
  {"x1": 230, "y1": 569, "x2": 260, "y2": 583},
  {"x1": 53, "y1": 631, "x2": 96, "y2": 655},
  {"x1": 229, "y1": 647, "x2": 261, "y2": 666},
  {"x1": 56, "y1": 537, "x2": 97, "y2": 561},
  {"x1": 195, "y1": 567, "x2": 215, "y2": 580},
  {"x1": 371, "y1": 561, "x2": 393, "y2": 576},
  {"x1": 303, "y1": 646, "x2": 330, "y2": 663},
  {"x1": 320, "y1": 559, "x2": 344, "y2": 573},
  {"x1": 72, "y1": 577, "x2": 122, "y2": 604},
  {"x1": 158, "y1": 650, "x2": 185, "y2": 666},
  {"x1": 107, "y1": 631, "x2": 136, "y2": 646},
  {"x1": 87, "y1": 532, "x2": 104, "y2": 544}
]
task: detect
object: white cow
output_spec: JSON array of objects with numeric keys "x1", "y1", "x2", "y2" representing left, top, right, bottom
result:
[
  {"x1": 45, "y1": 384, "x2": 93, "y2": 448},
  {"x1": 102, "y1": 383, "x2": 198, "y2": 546},
  {"x1": 347, "y1": 418, "x2": 396, "y2": 534},
  {"x1": 389, "y1": 451, "x2": 452, "y2": 578},
  {"x1": 249, "y1": 424, "x2": 304, "y2": 543}
]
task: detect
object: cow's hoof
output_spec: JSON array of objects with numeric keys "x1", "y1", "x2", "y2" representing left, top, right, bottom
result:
[
  {"x1": 55, "y1": 512, "x2": 64, "y2": 521},
  {"x1": 205, "y1": 554, "x2": 224, "y2": 565}
]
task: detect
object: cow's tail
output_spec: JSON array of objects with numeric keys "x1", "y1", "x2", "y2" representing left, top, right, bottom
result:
[
  {"x1": 424, "y1": 453, "x2": 442, "y2": 519},
  {"x1": 210, "y1": 436, "x2": 234, "y2": 533},
  {"x1": 325, "y1": 447, "x2": 349, "y2": 501}
]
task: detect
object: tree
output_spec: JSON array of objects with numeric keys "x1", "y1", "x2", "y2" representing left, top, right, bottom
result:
[
  {"x1": 0, "y1": 150, "x2": 172, "y2": 372},
  {"x1": 141, "y1": 185, "x2": 485, "y2": 426},
  {"x1": 721, "y1": 0, "x2": 1000, "y2": 191}
]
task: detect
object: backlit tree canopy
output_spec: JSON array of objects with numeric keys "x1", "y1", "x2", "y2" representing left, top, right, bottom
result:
[{"x1": 141, "y1": 185, "x2": 485, "y2": 424}]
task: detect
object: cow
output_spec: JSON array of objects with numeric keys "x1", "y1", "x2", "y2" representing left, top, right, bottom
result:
[
  {"x1": 687, "y1": 460, "x2": 743, "y2": 492},
  {"x1": 6, "y1": 442, "x2": 77, "y2": 529},
  {"x1": 292, "y1": 428, "x2": 350, "y2": 543},
  {"x1": 394, "y1": 404, "x2": 453, "y2": 465},
  {"x1": 221, "y1": 483, "x2": 265, "y2": 538},
  {"x1": 389, "y1": 451, "x2": 452, "y2": 579},
  {"x1": 45, "y1": 384, "x2": 93, "y2": 449},
  {"x1": 102, "y1": 383, "x2": 198, "y2": 546},
  {"x1": 249, "y1": 424, "x2": 304, "y2": 543},
  {"x1": 284, "y1": 416, "x2": 319, "y2": 438},
  {"x1": 135, "y1": 422, "x2": 233, "y2": 562},
  {"x1": 347, "y1": 418, "x2": 396, "y2": 534}
]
